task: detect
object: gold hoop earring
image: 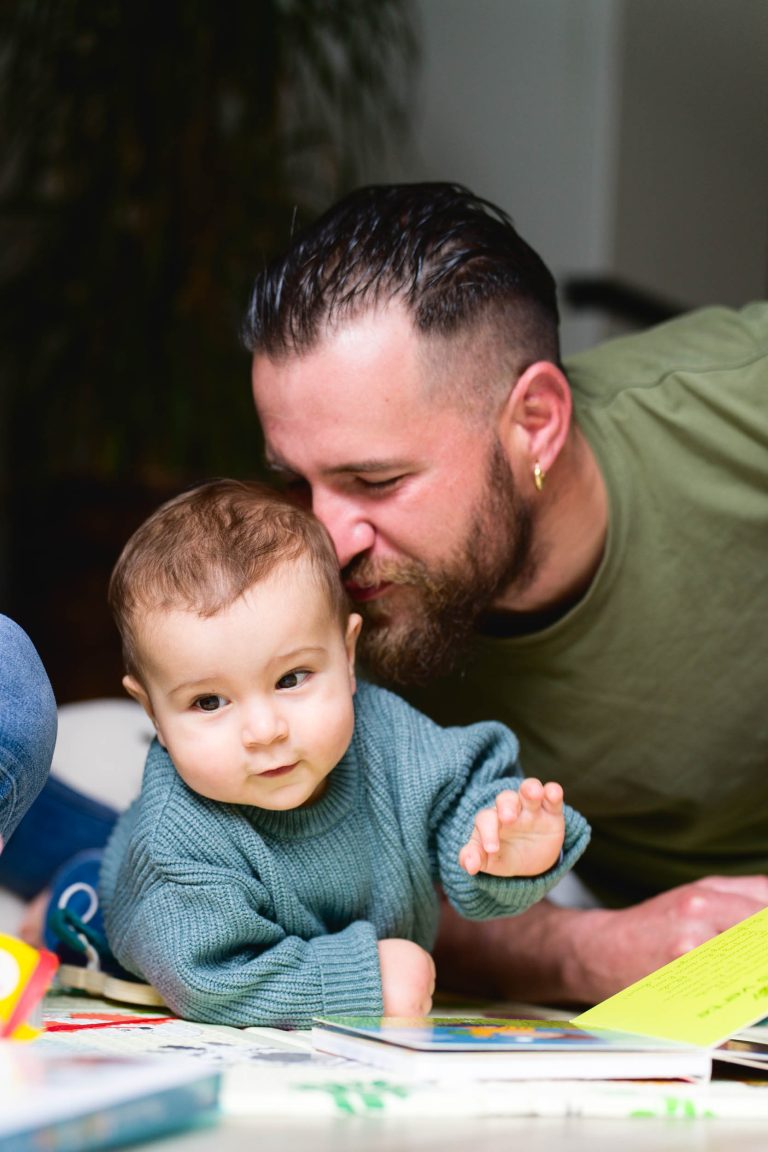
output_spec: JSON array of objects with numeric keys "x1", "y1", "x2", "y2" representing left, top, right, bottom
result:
[{"x1": 533, "y1": 461, "x2": 546, "y2": 492}]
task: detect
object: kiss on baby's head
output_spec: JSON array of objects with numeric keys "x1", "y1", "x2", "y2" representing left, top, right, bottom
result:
[
  {"x1": 108, "y1": 478, "x2": 350, "y2": 679},
  {"x1": 99, "y1": 486, "x2": 585, "y2": 1028}
]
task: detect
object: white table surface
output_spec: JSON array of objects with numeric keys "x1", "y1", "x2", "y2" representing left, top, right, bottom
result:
[{"x1": 160, "y1": 1112, "x2": 768, "y2": 1152}]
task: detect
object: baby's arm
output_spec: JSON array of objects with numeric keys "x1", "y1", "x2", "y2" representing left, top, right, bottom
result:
[
  {"x1": 458, "y1": 778, "x2": 565, "y2": 878},
  {"x1": 106, "y1": 875, "x2": 387, "y2": 1028},
  {"x1": 377, "y1": 938, "x2": 436, "y2": 1015}
]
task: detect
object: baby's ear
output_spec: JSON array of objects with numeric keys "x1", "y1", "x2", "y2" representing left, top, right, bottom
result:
[
  {"x1": 123, "y1": 675, "x2": 156, "y2": 724},
  {"x1": 123, "y1": 675, "x2": 167, "y2": 747},
  {"x1": 345, "y1": 613, "x2": 363, "y2": 691}
]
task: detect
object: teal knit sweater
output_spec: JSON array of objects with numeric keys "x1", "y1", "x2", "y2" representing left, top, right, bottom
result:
[{"x1": 100, "y1": 682, "x2": 590, "y2": 1026}]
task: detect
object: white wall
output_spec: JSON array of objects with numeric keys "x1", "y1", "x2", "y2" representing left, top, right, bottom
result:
[
  {"x1": 366, "y1": 0, "x2": 768, "y2": 354},
  {"x1": 372, "y1": 0, "x2": 622, "y2": 353}
]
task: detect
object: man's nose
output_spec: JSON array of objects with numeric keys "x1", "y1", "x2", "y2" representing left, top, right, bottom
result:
[
  {"x1": 311, "y1": 489, "x2": 375, "y2": 569},
  {"x1": 241, "y1": 701, "x2": 288, "y2": 747}
]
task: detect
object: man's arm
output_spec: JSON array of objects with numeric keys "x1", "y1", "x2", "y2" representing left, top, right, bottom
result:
[{"x1": 434, "y1": 875, "x2": 768, "y2": 1005}]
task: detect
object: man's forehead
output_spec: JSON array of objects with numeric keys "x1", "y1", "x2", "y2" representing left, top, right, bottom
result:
[
  {"x1": 253, "y1": 317, "x2": 431, "y2": 423},
  {"x1": 251, "y1": 303, "x2": 483, "y2": 475}
]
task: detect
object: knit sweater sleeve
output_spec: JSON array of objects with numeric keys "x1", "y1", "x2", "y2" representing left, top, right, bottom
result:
[
  {"x1": 428, "y1": 720, "x2": 591, "y2": 919},
  {"x1": 110, "y1": 872, "x2": 383, "y2": 1028}
]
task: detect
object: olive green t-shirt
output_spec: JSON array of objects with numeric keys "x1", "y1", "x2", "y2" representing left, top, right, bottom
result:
[{"x1": 406, "y1": 303, "x2": 768, "y2": 907}]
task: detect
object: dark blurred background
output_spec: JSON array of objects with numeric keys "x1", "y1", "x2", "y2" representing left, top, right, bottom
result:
[
  {"x1": 1, "y1": 0, "x2": 766, "y2": 705},
  {"x1": 0, "y1": 0, "x2": 417, "y2": 700}
]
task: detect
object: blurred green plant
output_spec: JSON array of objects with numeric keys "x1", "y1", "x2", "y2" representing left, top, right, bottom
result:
[{"x1": 0, "y1": 0, "x2": 417, "y2": 485}]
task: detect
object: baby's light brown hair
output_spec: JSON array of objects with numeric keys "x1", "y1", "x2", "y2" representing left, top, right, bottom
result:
[{"x1": 109, "y1": 478, "x2": 349, "y2": 680}]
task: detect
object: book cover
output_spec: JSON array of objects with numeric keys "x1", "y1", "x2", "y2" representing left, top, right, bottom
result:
[
  {"x1": 310, "y1": 1016, "x2": 711, "y2": 1081},
  {"x1": 0, "y1": 1043, "x2": 221, "y2": 1152}
]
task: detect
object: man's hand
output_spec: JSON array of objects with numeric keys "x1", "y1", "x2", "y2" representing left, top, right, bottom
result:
[
  {"x1": 459, "y1": 779, "x2": 565, "y2": 878},
  {"x1": 561, "y1": 876, "x2": 768, "y2": 1002},
  {"x1": 435, "y1": 874, "x2": 768, "y2": 1005},
  {"x1": 378, "y1": 938, "x2": 436, "y2": 1015}
]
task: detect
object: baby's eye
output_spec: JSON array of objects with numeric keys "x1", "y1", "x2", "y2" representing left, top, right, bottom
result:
[
  {"x1": 276, "y1": 670, "x2": 310, "y2": 690},
  {"x1": 193, "y1": 694, "x2": 228, "y2": 712}
]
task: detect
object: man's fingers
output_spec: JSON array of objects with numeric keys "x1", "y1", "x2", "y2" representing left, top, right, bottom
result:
[{"x1": 694, "y1": 874, "x2": 768, "y2": 901}]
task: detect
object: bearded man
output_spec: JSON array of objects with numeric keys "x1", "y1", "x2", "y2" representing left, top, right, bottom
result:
[{"x1": 244, "y1": 182, "x2": 768, "y2": 1005}]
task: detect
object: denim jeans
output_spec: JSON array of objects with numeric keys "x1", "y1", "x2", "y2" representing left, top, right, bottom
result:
[{"x1": 0, "y1": 614, "x2": 58, "y2": 855}]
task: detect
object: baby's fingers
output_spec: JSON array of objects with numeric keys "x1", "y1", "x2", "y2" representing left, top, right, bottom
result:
[
  {"x1": 459, "y1": 808, "x2": 502, "y2": 875},
  {"x1": 458, "y1": 838, "x2": 484, "y2": 876},
  {"x1": 495, "y1": 788, "x2": 523, "y2": 825},
  {"x1": 473, "y1": 806, "x2": 504, "y2": 855},
  {"x1": 541, "y1": 780, "x2": 564, "y2": 812},
  {"x1": 517, "y1": 777, "x2": 545, "y2": 807}
]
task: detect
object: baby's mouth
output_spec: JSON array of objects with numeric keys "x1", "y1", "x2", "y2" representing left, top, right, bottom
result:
[{"x1": 257, "y1": 762, "x2": 298, "y2": 778}]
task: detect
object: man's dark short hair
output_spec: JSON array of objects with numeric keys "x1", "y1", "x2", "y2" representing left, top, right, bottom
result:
[{"x1": 242, "y1": 182, "x2": 560, "y2": 364}]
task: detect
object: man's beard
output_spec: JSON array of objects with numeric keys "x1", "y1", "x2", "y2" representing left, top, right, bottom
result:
[{"x1": 346, "y1": 443, "x2": 537, "y2": 686}]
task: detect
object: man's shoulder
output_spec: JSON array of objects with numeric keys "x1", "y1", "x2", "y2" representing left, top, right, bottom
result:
[{"x1": 565, "y1": 302, "x2": 768, "y2": 400}]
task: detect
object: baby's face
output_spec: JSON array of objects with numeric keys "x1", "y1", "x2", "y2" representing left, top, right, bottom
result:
[{"x1": 129, "y1": 560, "x2": 361, "y2": 810}]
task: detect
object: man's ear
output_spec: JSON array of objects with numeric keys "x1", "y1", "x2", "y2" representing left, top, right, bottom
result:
[
  {"x1": 122, "y1": 674, "x2": 164, "y2": 745},
  {"x1": 345, "y1": 613, "x2": 363, "y2": 693},
  {"x1": 497, "y1": 361, "x2": 572, "y2": 483}
]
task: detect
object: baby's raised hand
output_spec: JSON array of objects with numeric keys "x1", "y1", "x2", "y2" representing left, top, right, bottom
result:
[{"x1": 458, "y1": 779, "x2": 565, "y2": 878}]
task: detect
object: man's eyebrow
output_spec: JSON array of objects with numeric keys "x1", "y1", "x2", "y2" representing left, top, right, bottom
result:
[{"x1": 265, "y1": 452, "x2": 410, "y2": 478}]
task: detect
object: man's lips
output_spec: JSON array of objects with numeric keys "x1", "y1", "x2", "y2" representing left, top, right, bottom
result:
[{"x1": 343, "y1": 580, "x2": 393, "y2": 603}]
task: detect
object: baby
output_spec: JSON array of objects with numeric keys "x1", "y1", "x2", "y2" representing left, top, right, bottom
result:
[{"x1": 100, "y1": 479, "x2": 590, "y2": 1025}]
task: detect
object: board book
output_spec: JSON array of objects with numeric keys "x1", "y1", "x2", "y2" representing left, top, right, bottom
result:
[{"x1": 310, "y1": 1016, "x2": 711, "y2": 1081}]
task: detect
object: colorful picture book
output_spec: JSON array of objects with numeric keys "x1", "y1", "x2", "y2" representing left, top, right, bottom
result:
[{"x1": 310, "y1": 1016, "x2": 712, "y2": 1081}]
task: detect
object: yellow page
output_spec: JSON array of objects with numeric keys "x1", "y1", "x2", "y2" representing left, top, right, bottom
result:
[{"x1": 573, "y1": 906, "x2": 768, "y2": 1047}]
